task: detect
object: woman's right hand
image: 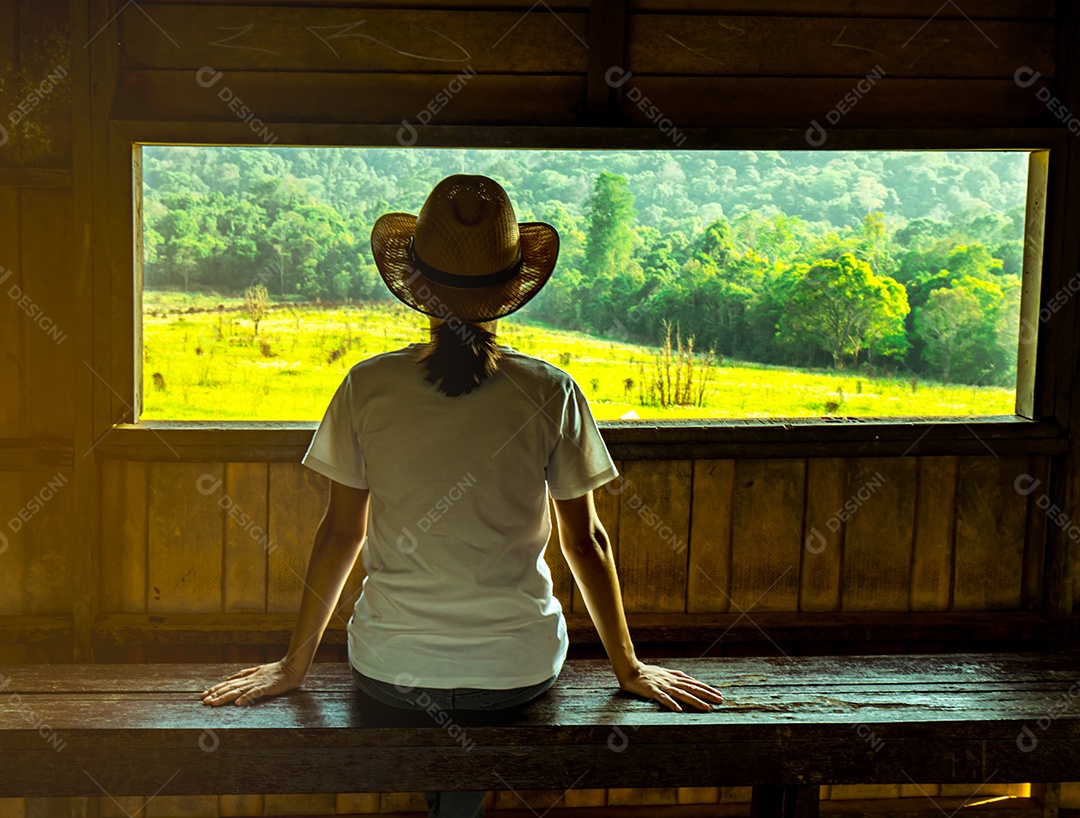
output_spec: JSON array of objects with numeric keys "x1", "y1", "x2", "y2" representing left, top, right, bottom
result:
[
  {"x1": 201, "y1": 659, "x2": 307, "y2": 706},
  {"x1": 618, "y1": 663, "x2": 725, "y2": 712}
]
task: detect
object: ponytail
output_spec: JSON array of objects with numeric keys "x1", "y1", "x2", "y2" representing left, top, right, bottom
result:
[{"x1": 413, "y1": 321, "x2": 502, "y2": 397}]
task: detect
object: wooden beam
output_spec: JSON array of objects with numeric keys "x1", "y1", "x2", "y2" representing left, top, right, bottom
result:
[
  {"x1": 0, "y1": 440, "x2": 74, "y2": 470},
  {"x1": 0, "y1": 167, "x2": 72, "y2": 187},
  {"x1": 1016, "y1": 149, "x2": 1049, "y2": 420},
  {"x1": 587, "y1": 0, "x2": 627, "y2": 121},
  {"x1": 628, "y1": 0, "x2": 1055, "y2": 15},
  {"x1": 92, "y1": 418, "x2": 1067, "y2": 462},
  {"x1": 119, "y1": 120, "x2": 1067, "y2": 150},
  {"x1": 0, "y1": 614, "x2": 71, "y2": 644},
  {"x1": 1045, "y1": 0, "x2": 1080, "y2": 632},
  {"x1": 90, "y1": 610, "x2": 1061, "y2": 647}
]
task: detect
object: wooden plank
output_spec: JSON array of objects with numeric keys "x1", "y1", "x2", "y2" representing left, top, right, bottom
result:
[
  {"x1": 587, "y1": 0, "x2": 626, "y2": 119},
  {"x1": 0, "y1": 443, "x2": 73, "y2": 474},
  {"x1": 114, "y1": 71, "x2": 587, "y2": 129},
  {"x1": 19, "y1": 188, "x2": 73, "y2": 438},
  {"x1": 147, "y1": 463, "x2": 225, "y2": 613},
  {"x1": 0, "y1": 615, "x2": 71, "y2": 644},
  {"x1": 495, "y1": 790, "x2": 578, "y2": 811},
  {"x1": 629, "y1": 0, "x2": 1056, "y2": 15},
  {"x1": 799, "y1": 458, "x2": 845, "y2": 612},
  {"x1": 94, "y1": 418, "x2": 1069, "y2": 464},
  {"x1": 22, "y1": 469, "x2": 74, "y2": 615},
  {"x1": 953, "y1": 456, "x2": 1029, "y2": 610},
  {"x1": 678, "y1": 788, "x2": 719, "y2": 804},
  {"x1": 218, "y1": 795, "x2": 264, "y2": 817},
  {"x1": 0, "y1": 1, "x2": 15, "y2": 138},
  {"x1": 20, "y1": 649, "x2": 1080, "y2": 692},
  {"x1": 222, "y1": 462, "x2": 269, "y2": 613},
  {"x1": 613, "y1": 459, "x2": 691, "y2": 613},
  {"x1": 0, "y1": 189, "x2": 23, "y2": 436},
  {"x1": 99, "y1": 460, "x2": 149, "y2": 613},
  {"x1": 90, "y1": 610, "x2": 1059, "y2": 648},
  {"x1": 618, "y1": 77, "x2": 1057, "y2": 130},
  {"x1": 97, "y1": 793, "x2": 143, "y2": 817},
  {"x1": 841, "y1": 458, "x2": 916, "y2": 612},
  {"x1": 626, "y1": 16, "x2": 1054, "y2": 78},
  {"x1": 263, "y1": 794, "x2": 334, "y2": 816},
  {"x1": 267, "y1": 462, "x2": 327, "y2": 613},
  {"x1": 120, "y1": 6, "x2": 587, "y2": 73},
  {"x1": 909, "y1": 456, "x2": 957, "y2": 611},
  {"x1": 1047, "y1": 3, "x2": 1080, "y2": 623},
  {"x1": 829, "y1": 785, "x2": 901, "y2": 801},
  {"x1": 15, "y1": 0, "x2": 72, "y2": 167},
  {"x1": 69, "y1": 0, "x2": 97, "y2": 663},
  {"x1": 10, "y1": 656, "x2": 1080, "y2": 795},
  {"x1": 143, "y1": 0, "x2": 587, "y2": 5},
  {"x1": 687, "y1": 459, "x2": 734, "y2": 613},
  {"x1": 108, "y1": 125, "x2": 136, "y2": 426},
  {"x1": 730, "y1": 459, "x2": 804, "y2": 612},
  {"x1": 88, "y1": 0, "x2": 119, "y2": 446},
  {"x1": 143, "y1": 797, "x2": 217, "y2": 818},
  {"x1": 333, "y1": 794, "x2": 378, "y2": 814},
  {"x1": 1022, "y1": 455, "x2": 1049, "y2": 610},
  {"x1": 0, "y1": 473, "x2": 27, "y2": 615},
  {"x1": 608, "y1": 788, "x2": 677, "y2": 807},
  {"x1": 563, "y1": 790, "x2": 606, "y2": 808},
  {"x1": 1015, "y1": 150, "x2": 1048, "y2": 419},
  {"x1": 0, "y1": 168, "x2": 72, "y2": 187}
]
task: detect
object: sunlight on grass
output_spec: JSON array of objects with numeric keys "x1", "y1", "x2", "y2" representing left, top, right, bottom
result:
[{"x1": 141, "y1": 292, "x2": 1016, "y2": 421}]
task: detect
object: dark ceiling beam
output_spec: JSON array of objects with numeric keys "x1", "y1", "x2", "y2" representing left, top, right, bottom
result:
[{"x1": 586, "y1": 0, "x2": 628, "y2": 123}]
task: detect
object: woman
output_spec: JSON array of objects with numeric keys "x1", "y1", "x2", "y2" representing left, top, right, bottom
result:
[{"x1": 201, "y1": 174, "x2": 725, "y2": 817}]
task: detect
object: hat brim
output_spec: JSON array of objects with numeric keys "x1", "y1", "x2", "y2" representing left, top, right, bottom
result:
[{"x1": 371, "y1": 212, "x2": 559, "y2": 324}]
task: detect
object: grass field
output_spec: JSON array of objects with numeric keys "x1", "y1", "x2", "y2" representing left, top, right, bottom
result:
[{"x1": 141, "y1": 290, "x2": 1016, "y2": 421}]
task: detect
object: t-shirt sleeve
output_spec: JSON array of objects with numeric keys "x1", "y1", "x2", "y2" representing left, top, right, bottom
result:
[
  {"x1": 302, "y1": 372, "x2": 369, "y2": 489},
  {"x1": 545, "y1": 376, "x2": 619, "y2": 500}
]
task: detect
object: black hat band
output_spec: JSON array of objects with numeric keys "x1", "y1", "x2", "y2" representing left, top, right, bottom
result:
[{"x1": 406, "y1": 236, "x2": 523, "y2": 289}]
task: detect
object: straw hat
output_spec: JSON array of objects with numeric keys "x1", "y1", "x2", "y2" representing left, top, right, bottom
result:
[{"x1": 371, "y1": 175, "x2": 560, "y2": 324}]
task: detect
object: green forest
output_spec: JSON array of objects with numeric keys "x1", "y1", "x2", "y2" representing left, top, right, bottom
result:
[{"x1": 143, "y1": 147, "x2": 1029, "y2": 387}]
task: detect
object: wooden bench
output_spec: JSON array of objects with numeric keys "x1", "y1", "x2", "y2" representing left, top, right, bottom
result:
[{"x1": 1, "y1": 654, "x2": 1076, "y2": 818}]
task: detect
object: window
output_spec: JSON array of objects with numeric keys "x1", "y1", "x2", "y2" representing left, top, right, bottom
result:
[{"x1": 138, "y1": 146, "x2": 1037, "y2": 422}]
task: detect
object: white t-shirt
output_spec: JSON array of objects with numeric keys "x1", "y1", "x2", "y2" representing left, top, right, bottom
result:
[{"x1": 301, "y1": 343, "x2": 619, "y2": 689}]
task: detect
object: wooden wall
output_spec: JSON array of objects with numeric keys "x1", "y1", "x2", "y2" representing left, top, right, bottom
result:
[{"x1": 2, "y1": 0, "x2": 1080, "y2": 815}]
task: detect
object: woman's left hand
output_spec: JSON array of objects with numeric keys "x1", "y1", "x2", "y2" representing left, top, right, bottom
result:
[{"x1": 201, "y1": 660, "x2": 306, "y2": 706}]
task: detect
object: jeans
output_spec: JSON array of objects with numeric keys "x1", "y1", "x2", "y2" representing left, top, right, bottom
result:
[{"x1": 350, "y1": 664, "x2": 556, "y2": 818}]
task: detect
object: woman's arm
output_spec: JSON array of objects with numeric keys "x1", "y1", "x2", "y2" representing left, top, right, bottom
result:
[
  {"x1": 554, "y1": 491, "x2": 725, "y2": 713},
  {"x1": 281, "y1": 481, "x2": 369, "y2": 674},
  {"x1": 202, "y1": 480, "x2": 369, "y2": 706}
]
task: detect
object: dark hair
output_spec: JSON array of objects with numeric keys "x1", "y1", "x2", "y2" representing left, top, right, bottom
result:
[{"x1": 412, "y1": 320, "x2": 503, "y2": 397}]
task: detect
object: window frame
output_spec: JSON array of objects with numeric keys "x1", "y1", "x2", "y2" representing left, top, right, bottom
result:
[{"x1": 97, "y1": 124, "x2": 1067, "y2": 462}]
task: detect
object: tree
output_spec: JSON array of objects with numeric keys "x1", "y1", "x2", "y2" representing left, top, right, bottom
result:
[
  {"x1": 583, "y1": 171, "x2": 636, "y2": 280},
  {"x1": 581, "y1": 171, "x2": 637, "y2": 329},
  {"x1": 779, "y1": 253, "x2": 909, "y2": 369},
  {"x1": 914, "y1": 286, "x2": 981, "y2": 383},
  {"x1": 244, "y1": 284, "x2": 270, "y2": 337}
]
